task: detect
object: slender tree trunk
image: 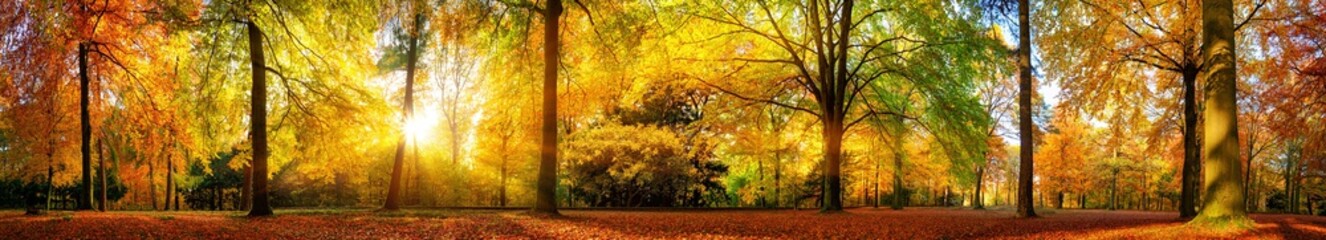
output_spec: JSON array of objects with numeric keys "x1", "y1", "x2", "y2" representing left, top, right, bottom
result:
[
  {"x1": 1241, "y1": 133, "x2": 1251, "y2": 209},
  {"x1": 1057, "y1": 192, "x2": 1064, "y2": 209},
  {"x1": 384, "y1": 14, "x2": 422, "y2": 211},
  {"x1": 78, "y1": 42, "x2": 94, "y2": 211},
  {"x1": 240, "y1": 165, "x2": 251, "y2": 210},
  {"x1": 975, "y1": 166, "x2": 985, "y2": 209},
  {"x1": 98, "y1": 139, "x2": 107, "y2": 211},
  {"x1": 874, "y1": 154, "x2": 880, "y2": 208},
  {"x1": 533, "y1": 0, "x2": 564, "y2": 215},
  {"x1": 149, "y1": 162, "x2": 158, "y2": 210},
  {"x1": 891, "y1": 130, "x2": 905, "y2": 210},
  {"x1": 46, "y1": 165, "x2": 53, "y2": 211},
  {"x1": 499, "y1": 134, "x2": 509, "y2": 207},
  {"x1": 246, "y1": 21, "x2": 273, "y2": 217},
  {"x1": 451, "y1": 122, "x2": 460, "y2": 165},
  {"x1": 1110, "y1": 169, "x2": 1119, "y2": 210},
  {"x1": 1180, "y1": 69, "x2": 1201, "y2": 218},
  {"x1": 1015, "y1": 0, "x2": 1037, "y2": 218},
  {"x1": 774, "y1": 152, "x2": 782, "y2": 208},
  {"x1": 1193, "y1": 0, "x2": 1247, "y2": 222}
]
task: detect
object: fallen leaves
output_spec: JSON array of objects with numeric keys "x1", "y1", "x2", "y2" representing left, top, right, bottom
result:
[{"x1": 0, "y1": 208, "x2": 1322, "y2": 239}]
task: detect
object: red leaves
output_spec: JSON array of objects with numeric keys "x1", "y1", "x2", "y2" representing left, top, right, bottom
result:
[{"x1": 1, "y1": 209, "x2": 1323, "y2": 239}]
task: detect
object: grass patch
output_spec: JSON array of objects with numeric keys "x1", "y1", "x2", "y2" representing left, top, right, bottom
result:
[
  {"x1": 1186, "y1": 214, "x2": 1255, "y2": 234},
  {"x1": 156, "y1": 215, "x2": 175, "y2": 221}
]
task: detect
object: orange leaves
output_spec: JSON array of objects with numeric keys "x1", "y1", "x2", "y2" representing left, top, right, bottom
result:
[{"x1": 2, "y1": 209, "x2": 1323, "y2": 239}]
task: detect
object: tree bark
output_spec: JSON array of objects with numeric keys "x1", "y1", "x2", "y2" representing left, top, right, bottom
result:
[
  {"x1": 240, "y1": 165, "x2": 251, "y2": 210},
  {"x1": 78, "y1": 42, "x2": 94, "y2": 211},
  {"x1": 774, "y1": 152, "x2": 782, "y2": 208},
  {"x1": 1015, "y1": 0, "x2": 1037, "y2": 218},
  {"x1": 975, "y1": 166, "x2": 985, "y2": 209},
  {"x1": 98, "y1": 139, "x2": 107, "y2": 211},
  {"x1": 384, "y1": 13, "x2": 422, "y2": 211},
  {"x1": 1193, "y1": 0, "x2": 1248, "y2": 222},
  {"x1": 166, "y1": 152, "x2": 174, "y2": 211},
  {"x1": 534, "y1": 0, "x2": 564, "y2": 215},
  {"x1": 149, "y1": 161, "x2": 158, "y2": 210},
  {"x1": 246, "y1": 21, "x2": 274, "y2": 217},
  {"x1": 874, "y1": 152, "x2": 880, "y2": 208},
  {"x1": 1057, "y1": 192, "x2": 1064, "y2": 209},
  {"x1": 891, "y1": 129, "x2": 905, "y2": 210},
  {"x1": 1180, "y1": 69, "x2": 1201, "y2": 218}
]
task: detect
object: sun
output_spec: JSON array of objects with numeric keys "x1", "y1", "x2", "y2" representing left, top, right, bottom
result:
[{"x1": 404, "y1": 108, "x2": 439, "y2": 144}]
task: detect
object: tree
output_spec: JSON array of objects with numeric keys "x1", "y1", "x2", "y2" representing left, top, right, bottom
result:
[
  {"x1": 193, "y1": 0, "x2": 380, "y2": 216},
  {"x1": 381, "y1": 1, "x2": 428, "y2": 211},
  {"x1": 535, "y1": 0, "x2": 564, "y2": 216},
  {"x1": 1014, "y1": 0, "x2": 1036, "y2": 218},
  {"x1": 693, "y1": 0, "x2": 999, "y2": 213},
  {"x1": 1035, "y1": 0, "x2": 1271, "y2": 217},
  {"x1": 242, "y1": 20, "x2": 273, "y2": 217},
  {"x1": 1191, "y1": 0, "x2": 1250, "y2": 226}
]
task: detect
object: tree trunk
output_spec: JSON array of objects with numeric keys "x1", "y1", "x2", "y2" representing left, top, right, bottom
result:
[
  {"x1": 451, "y1": 122, "x2": 461, "y2": 165},
  {"x1": 1015, "y1": 0, "x2": 1037, "y2": 218},
  {"x1": 533, "y1": 0, "x2": 564, "y2": 215},
  {"x1": 384, "y1": 13, "x2": 422, "y2": 211},
  {"x1": 46, "y1": 165, "x2": 53, "y2": 211},
  {"x1": 1193, "y1": 0, "x2": 1248, "y2": 222},
  {"x1": 975, "y1": 166, "x2": 985, "y2": 209},
  {"x1": 1081, "y1": 193, "x2": 1087, "y2": 209},
  {"x1": 149, "y1": 162, "x2": 158, "y2": 210},
  {"x1": 1243, "y1": 133, "x2": 1256, "y2": 211},
  {"x1": 1180, "y1": 69, "x2": 1201, "y2": 218},
  {"x1": 166, "y1": 154, "x2": 173, "y2": 211},
  {"x1": 1110, "y1": 169, "x2": 1119, "y2": 210},
  {"x1": 891, "y1": 130, "x2": 905, "y2": 210},
  {"x1": 774, "y1": 152, "x2": 782, "y2": 208},
  {"x1": 240, "y1": 165, "x2": 251, "y2": 210},
  {"x1": 1056, "y1": 192, "x2": 1064, "y2": 209},
  {"x1": 98, "y1": 139, "x2": 107, "y2": 211},
  {"x1": 246, "y1": 21, "x2": 274, "y2": 217},
  {"x1": 874, "y1": 153, "x2": 880, "y2": 209},
  {"x1": 499, "y1": 134, "x2": 509, "y2": 207},
  {"x1": 78, "y1": 42, "x2": 94, "y2": 211}
]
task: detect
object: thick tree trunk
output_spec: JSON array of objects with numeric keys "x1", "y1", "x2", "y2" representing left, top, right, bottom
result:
[
  {"x1": 78, "y1": 42, "x2": 94, "y2": 211},
  {"x1": 246, "y1": 21, "x2": 274, "y2": 217},
  {"x1": 1180, "y1": 69, "x2": 1201, "y2": 218},
  {"x1": 384, "y1": 14, "x2": 422, "y2": 211},
  {"x1": 1015, "y1": 0, "x2": 1037, "y2": 218},
  {"x1": 1193, "y1": 0, "x2": 1248, "y2": 223},
  {"x1": 822, "y1": 116, "x2": 845, "y2": 212},
  {"x1": 534, "y1": 0, "x2": 563, "y2": 215},
  {"x1": 819, "y1": 0, "x2": 854, "y2": 214}
]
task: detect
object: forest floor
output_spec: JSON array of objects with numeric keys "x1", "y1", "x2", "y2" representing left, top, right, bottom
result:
[{"x1": 0, "y1": 207, "x2": 1323, "y2": 239}]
